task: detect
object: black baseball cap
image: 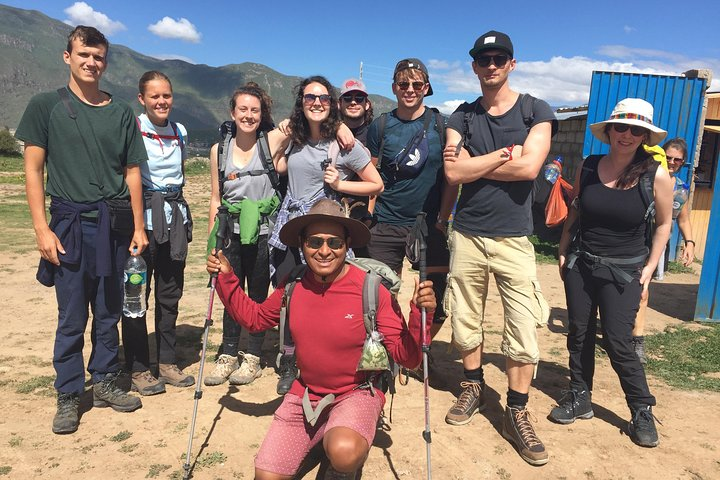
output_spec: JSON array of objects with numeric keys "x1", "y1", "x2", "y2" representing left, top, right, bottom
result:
[
  {"x1": 469, "y1": 30, "x2": 514, "y2": 59},
  {"x1": 393, "y1": 58, "x2": 433, "y2": 96}
]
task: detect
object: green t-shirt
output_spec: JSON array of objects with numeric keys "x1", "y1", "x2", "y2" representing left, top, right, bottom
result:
[{"x1": 15, "y1": 88, "x2": 148, "y2": 203}]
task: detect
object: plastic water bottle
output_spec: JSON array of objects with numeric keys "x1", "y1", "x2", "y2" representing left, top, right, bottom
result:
[
  {"x1": 543, "y1": 156, "x2": 563, "y2": 184},
  {"x1": 672, "y1": 182, "x2": 689, "y2": 218},
  {"x1": 123, "y1": 254, "x2": 147, "y2": 318}
]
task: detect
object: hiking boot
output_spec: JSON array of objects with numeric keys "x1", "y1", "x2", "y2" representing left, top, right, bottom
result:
[
  {"x1": 52, "y1": 392, "x2": 80, "y2": 434},
  {"x1": 229, "y1": 353, "x2": 262, "y2": 385},
  {"x1": 93, "y1": 372, "x2": 142, "y2": 412},
  {"x1": 323, "y1": 466, "x2": 356, "y2": 479},
  {"x1": 628, "y1": 405, "x2": 659, "y2": 447},
  {"x1": 204, "y1": 354, "x2": 239, "y2": 386},
  {"x1": 445, "y1": 381, "x2": 486, "y2": 426},
  {"x1": 632, "y1": 337, "x2": 647, "y2": 364},
  {"x1": 131, "y1": 370, "x2": 166, "y2": 396},
  {"x1": 276, "y1": 354, "x2": 298, "y2": 395},
  {"x1": 549, "y1": 389, "x2": 593, "y2": 424},
  {"x1": 502, "y1": 405, "x2": 549, "y2": 466},
  {"x1": 159, "y1": 364, "x2": 195, "y2": 388}
]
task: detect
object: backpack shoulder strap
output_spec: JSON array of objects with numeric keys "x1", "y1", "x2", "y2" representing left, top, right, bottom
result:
[
  {"x1": 171, "y1": 121, "x2": 184, "y2": 150},
  {"x1": 57, "y1": 87, "x2": 77, "y2": 119},
  {"x1": 578, "y1": 154, "x2": 602, "y2": 198},
  {"x1": 376, "y1": 112, "x2": 388, "y2": 169},
  {"x1": 256, "y1": 131, "x2": 282, "y2": 198},
  {"x1": 640, "y1": 162, "x2": 658, "y2": 220},
  {"x1": 428, "y1": 107, "x2": 445, "y2": 147},
  {"x1": 277, "y1": 264, "x2": 307, "y2": 362},
  {"x1": 362, "y1": 270, "x2": 382, "y2": 334},
  {"x1": 519, "y1": 93, "x2": 536, "y2": 130},
  {"x1": 217, "y1": 121, "x2": 234, "y2": 176}
]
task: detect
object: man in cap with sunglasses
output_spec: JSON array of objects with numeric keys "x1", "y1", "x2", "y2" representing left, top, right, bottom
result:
[
  {"x1": 442, "y1": 30, "x2": 556, "y2": 466},
  {"x1": 207, "y1": 198, "x2": 436, "y2": 479},
  {"x1": 365, "y1": 58, "x2": 457, "y2": 340},
  {"x1": 338, "y1": 78, "x2": 373, "y2": 145}
]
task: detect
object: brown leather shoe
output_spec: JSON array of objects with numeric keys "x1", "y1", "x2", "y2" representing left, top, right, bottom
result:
[
  {"x1": 502, "y1": 405, "x2": 549, "y2": 466},
  {"x1": 131, "y1": 370, "x2": 166, "y2": 396},
  {"x1": 159, "y1": 364, "x2": 195, "y2": 388}
]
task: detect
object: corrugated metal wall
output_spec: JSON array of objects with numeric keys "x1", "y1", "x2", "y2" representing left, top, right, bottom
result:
[{"x1": 583, "y1": 70, "x2": 708, "y2": 262}]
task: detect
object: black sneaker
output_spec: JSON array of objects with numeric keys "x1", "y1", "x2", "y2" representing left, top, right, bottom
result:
[
  {"x1": 632, "y1": 337, "x2": 647, "y2": 364},
  {"x1": 549, "y1": 389, "x2": 594, "y2": 424},
  {"x1": 629, "y1": 405, "x2": 659, "y2": 447},
  {"x1": 445, "y1": 381, "x2": 486, "y2": 426},
  {"x1": 93, "y1": 372, "x2": 142, "y2": 412},
  {"x1": 502, "y1": 405, "x2": 549, "y2": 466},
  {"x1": 276, "y1": 354, "x2": 298, "y2": 395},
  {"x1": 52, "y1": 392, "x2": 80, "y2": 434}
]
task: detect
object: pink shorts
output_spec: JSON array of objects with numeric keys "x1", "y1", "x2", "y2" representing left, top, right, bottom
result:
[{"x1": 254, "y1": 389, "x2": 384, "y2": 476}]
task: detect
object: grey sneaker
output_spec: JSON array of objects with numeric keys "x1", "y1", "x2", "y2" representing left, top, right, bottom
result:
[
  {"x1": 159, "y1": 364, "x2": 195, "y2": 388},
  {"x1": 229, "y1": 353, "x2": 262, "y2": 385},
  {"x1": 131, "y1": 370, "x2": 166, "y2": 396},
  {"x1": 276, "y1": 354, "x2": 298, "y2": 395},
  {"x1": 93, "y1": 372, "x2": 142, "y2": 412},
  {"x1": 549, "y1": 389, "x2": 594, "y2": 424},
  {"x1": 445, "y1": 381, "x2": 486, "y2": 426},
  {"x1": 52, "y1": 392, "x2": 80, "y2": 434},
  {"x1": 204, "y1": 354, "x2": 239, "y2": 386},
  {"x1": 629, "y1": 405, "x2": 659, "y2": 447},
  {"x1": 632, "y1": 337, "x2": 647, "y2": 364},
  {"x1": 502, "y1": 405, "x2": 549, "y2": 466}
]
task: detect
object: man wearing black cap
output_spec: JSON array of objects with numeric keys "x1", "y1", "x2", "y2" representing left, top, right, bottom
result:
[
  {"x1": 442, "y1": 31, "x2": 556, "y2": 466},
  {"x1": 365, "y1": 58, "x2": 457, "y2": 340},
  {"x1": 207, "y1": 198, "x2": 436, "y2": 479}
]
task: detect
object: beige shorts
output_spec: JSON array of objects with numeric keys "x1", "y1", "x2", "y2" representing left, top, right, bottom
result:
[{"x1": 445, "y1": 231, "x2": 549, "y2": 364}]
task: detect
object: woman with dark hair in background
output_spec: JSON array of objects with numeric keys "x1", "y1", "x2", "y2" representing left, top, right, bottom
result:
[
  {"x1": 123, "y1": 70, "x2": 194, "y2": 395},
  {"x1": 551, "y1": 98, "x2": 672, "y2": 448},
  {"x1": 204, "y1": 82, "x2": 288, "y2": 387},
  {"x1": 631, "y1": 137, "x2": 695, "y2": 363},
  {"x1": 269, "y1": 75, "x2": 383, "y2": 394}
]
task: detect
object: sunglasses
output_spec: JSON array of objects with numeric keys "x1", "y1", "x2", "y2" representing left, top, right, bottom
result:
[
  {"x1": 395, "y1": 81, "x2": 426, "y2": 91},
  {"x1": 666, "y1": 156, "x2": 685, "y2": 163},
  {"x1": 612, "y1": 124, "x2": 648, "y2": 137},
  {"x1": 340, "y1": 94, "x2": 367, "y2": 104},
  {"x1": 474, "y1": 54, "x2": 509, "y2": 68},
  {"x1": 304, "y1": 236, "x2": 345, "y2": 250},
  {"x1": 303, "y1": 93, "x2": 332, "y2": 106}
]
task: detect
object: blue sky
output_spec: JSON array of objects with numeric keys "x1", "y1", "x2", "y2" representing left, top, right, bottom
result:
[{"x1": 4, "y1": 0, "x2": 719, "y2": 113}]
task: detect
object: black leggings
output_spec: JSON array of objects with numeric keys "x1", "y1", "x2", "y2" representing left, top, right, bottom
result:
[{"x1": 564, "y1": 260, "x2": 655, "y2": 407}]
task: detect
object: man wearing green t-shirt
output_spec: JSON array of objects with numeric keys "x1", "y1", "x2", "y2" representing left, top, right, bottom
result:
[{"x1": 15, "y1": 26, "x2": 149, "y2": 434}]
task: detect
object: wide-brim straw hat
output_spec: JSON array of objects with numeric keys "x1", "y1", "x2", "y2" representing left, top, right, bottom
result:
[
  {"x1": 279, "y1": 198, "x2": 371, "y2": 248},
  {"x1": 589, "y1": 98, "x2": 667, "y2": 146}
]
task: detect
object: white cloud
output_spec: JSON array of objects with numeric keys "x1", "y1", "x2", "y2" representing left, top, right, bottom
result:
[
  {"x1": 427, "y1": 99, "x2": 466, "y2": 115},
  {"x1": 623, "y1": 25, "x2": 636, "y2": 34},
  {"x1": 150, "y1": 54, "x2": 196, "y2": 64},
  {"x1": 63, "y1": 2, "x2": 126, "y2": 35},
  {"x1": 148, "y1": 17, "x2": 201, "y2": 43},
  {"x1": 427, "y1": 59, "x2": 460, "y2": 70},
  {"x1": 427, "y1": 47, "x2": 720, "y2": 105}
]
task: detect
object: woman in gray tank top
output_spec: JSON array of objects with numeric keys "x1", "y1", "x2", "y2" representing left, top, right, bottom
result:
[{"x1": 205, "y1": 82, "x2": 290, "y2": 388}]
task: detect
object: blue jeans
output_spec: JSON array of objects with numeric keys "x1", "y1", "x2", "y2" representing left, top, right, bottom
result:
[{"x1": 53, "y1": 220, "x2": 128, "y2": 393}]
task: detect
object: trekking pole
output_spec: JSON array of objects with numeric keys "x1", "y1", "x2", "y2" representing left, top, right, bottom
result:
[
  {"x1": 182, "y1": 205, "x2": 230, "y2": 480},
  {"x1": 412, "y1": 212, "x2": 432, "y2": 480}
]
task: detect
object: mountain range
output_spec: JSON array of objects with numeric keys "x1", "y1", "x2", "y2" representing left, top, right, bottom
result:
[{"x1": 0, "y1": 4, "x2": 396, "y2": 147}]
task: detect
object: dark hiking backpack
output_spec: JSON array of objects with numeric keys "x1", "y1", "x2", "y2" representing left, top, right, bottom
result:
[{"x1": 277, "y1": 258, "x2": 402, "y2": 395}]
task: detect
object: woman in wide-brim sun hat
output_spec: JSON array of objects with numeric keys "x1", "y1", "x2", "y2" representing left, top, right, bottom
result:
[
  {"x1": 552, "y1": 96, "x2": 673, "y2": 449},
  {"x1": 589, "y1": 97, "x2": 667, "y2": 146}
]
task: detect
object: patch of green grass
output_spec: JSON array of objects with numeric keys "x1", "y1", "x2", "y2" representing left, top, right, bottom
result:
[
  {"x1": 119, "y1": 442, "x2": 139, "y2": 453},
  {"x1": 0, "y1": 203, "x2": 31, "y2": 228},
  {"x1": 185, "y1": 157, "x2": 210, "y2": 176},
  {"x1": 15, "y1": 375, "x2": 54, "y2": 396},
  {"x1": 646, "y1": 324, "x2": 720, "y2": 391},
  {"x1": 0, "y1": 466, "x2": 12, "y2": 476},
  {"x1": 196, "y1": 451, "x2": 226, "y2": 469},
  {"x1": 667, "y1": 261, "x2": 694, "y2": 274},
  {"x1": 146, "y1": 464, "x2": 171, "y2": 478},
  {"x1": 109, "y1": 430, "x2": 133, "y2": 442},
  {"x1": 0, "y1": 155, "x2": 24, "y2": 172},
  {"x1": 8, "y1": 436, "x2": 22, "y2": 447},
  {"x1": 529, "y1": 235, "x2": 559, "y2": 264},
  {"x1": 0, "y1": 174, "x2": 25, "y2": 185}
]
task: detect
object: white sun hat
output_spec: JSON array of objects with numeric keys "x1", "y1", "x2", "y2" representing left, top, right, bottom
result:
[{"x1": 589, "y1": 98, "x2": 667, "y2": 146}]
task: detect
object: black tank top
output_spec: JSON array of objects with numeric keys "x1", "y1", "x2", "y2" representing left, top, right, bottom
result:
[{"x1": 580, "y1": 159, "x2": 647, "y2": 258}]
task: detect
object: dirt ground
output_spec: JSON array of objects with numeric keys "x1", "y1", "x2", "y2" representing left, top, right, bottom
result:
[{"x1": 0, "y1": 177, "x2": 718, "y2": 480}]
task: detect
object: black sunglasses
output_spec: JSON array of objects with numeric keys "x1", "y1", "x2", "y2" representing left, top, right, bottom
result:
[
  {"x1": 340, "y1": 94, "x2": 367, "y2": 104},
  {"x1": 666, "y1": 156, "x2": 685, "y2": 163},
  {"x1": 612, "y1": 124, "x2": 648, "y2": 137},
  {"x1": 303, "y1": 93, "x2": 332, "y2": 106},
  {"x1": 474, "y1": 54, "x2": 509, "y2": 68},
  {"x1": 304, "y1": 236, "x2": 345, "y2": 250},
  {"x1": 395, "y1": 81, "x2": 425, "y2": 91}
]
